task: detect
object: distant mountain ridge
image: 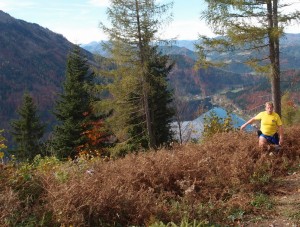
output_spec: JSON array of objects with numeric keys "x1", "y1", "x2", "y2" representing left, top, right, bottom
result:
[
  {"x1": 82, "y1": 33, "x2": 300, "y2": 74},
  {"x1": 0, "y1": 10, "x2": 94, "y2": 140}
]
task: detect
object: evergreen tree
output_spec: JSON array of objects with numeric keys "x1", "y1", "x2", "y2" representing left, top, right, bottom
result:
[
  {"x1": 126, "y1": 47, "x2": 174, "y2": 150},
  {"x1": 99, "y1": 0, "x2": 174, "y2": 152},
  {"x1": 10, "y1": 92, "x2": 45, "y2": 161},
  {"x1": 197, "y1": 0, "x2": 300, "y2": 116},
  {"x1": 52, "y1": 45, "x2": 94, "y2": 159},
  {"x1": 148, "y1": 48, "x2": 174, "y2": 147}
]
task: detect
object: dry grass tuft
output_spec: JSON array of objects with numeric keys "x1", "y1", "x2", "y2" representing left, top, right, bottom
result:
[{"x1": 1, "y1": 125, "x2": 300, "y2": 226}]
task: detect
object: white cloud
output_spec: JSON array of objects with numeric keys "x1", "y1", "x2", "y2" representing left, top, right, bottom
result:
[
  {"x1": 0, "y1": 2, "x2": 10, "y2": 10},
  {"x1": 88, "y1": 0, "x2": 110, "y2": 7},
  {"x1": 0, "y1": 1, "x2": 35, "y2": 11},
  {"x1": 161, "y1": 20, "x2": 215, "y2": 40},
  {"x1": 54, "y1": 25, "x2": 108, "y2": 44},
  {"x1": 280, "y1": 0, "x2": 300, "y2": 14}
]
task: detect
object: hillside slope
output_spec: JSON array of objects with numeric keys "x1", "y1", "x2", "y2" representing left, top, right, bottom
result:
[
  {"x1": 1, "y1": 125, "x2": 300, "y2": 226},
  {"x1": 0, "y1": 10, "x2": 94, "y2": 137},
  {"x1": 246, "y1": 171, "x2": 300, "y2": 226}
]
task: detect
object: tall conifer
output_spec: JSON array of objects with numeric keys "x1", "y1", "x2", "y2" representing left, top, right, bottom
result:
[
  {"x1": 52, "y1": 46, "x2": 93, "y2": 159},
  {"x1": 10, "y1": 92, "x2": 45, "y2": 161},
  {"x1": 148, "y1": 47, "x2": 174, "y2": 147},
  {"x1": 99, "y1": 0, "x2": 174, "y2": 152}
]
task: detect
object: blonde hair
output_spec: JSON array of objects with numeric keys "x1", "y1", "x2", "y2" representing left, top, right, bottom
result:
[{"x1": 265, "y1": 101, "x2": 274, "y2": 107}]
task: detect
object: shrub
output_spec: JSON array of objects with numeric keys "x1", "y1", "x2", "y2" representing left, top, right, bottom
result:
[{"x1": 202, "y1": 110, "x2": 235, "y2": 141}]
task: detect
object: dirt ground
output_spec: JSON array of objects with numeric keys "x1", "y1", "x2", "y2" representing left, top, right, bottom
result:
[{"x1": 245, "y1": 169, "x2": 300, "y2": 227}]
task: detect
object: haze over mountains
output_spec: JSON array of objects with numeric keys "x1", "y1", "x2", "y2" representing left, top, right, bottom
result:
[
  {"x1": 1, "y1": 10, "x2": 300, "y2": 142},
  {"x1": 82, "y1": 34, "x2": 300, "y2": 74}
]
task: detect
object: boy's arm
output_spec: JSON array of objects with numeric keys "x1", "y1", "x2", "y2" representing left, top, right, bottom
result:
[{"x1": 240, "y1": 117, "x2": 256, "y2": 131}]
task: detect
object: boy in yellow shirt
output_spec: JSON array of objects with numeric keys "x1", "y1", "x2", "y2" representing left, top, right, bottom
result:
[{"x1": 240, "y1": 102, "x2": 283, "y2": 148}]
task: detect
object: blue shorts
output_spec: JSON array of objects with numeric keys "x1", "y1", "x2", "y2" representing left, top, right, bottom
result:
[{"x1": 259, "y1": 133, "x2": 279, "y2": 145}]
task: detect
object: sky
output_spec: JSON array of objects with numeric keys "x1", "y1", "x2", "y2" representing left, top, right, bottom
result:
[{"x1": 1, "y1": 0, "x2": 300, "y2": 45}]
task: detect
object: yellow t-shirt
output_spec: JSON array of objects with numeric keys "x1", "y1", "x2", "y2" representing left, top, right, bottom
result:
[{"x1": 254, "y1": 111, "x2": 282, "y2": 136}]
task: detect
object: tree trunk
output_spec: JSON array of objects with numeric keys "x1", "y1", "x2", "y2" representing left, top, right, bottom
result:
[
  {"x1": 267, "y1": 0, "x2": 281, "y2": 116},
  {"x1": 135, "y1": 0, "x2": 156, "y2": 149},
  {"x1": 273, "y1": 0, "x2": 281, "y2": 116}
]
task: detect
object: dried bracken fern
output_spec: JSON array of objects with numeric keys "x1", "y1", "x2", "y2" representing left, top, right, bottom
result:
[{"x1": 1, "y1": 125, "x2": 300, "y2": 226}]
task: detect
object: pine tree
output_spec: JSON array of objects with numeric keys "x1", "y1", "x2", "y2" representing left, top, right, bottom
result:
[
  {"x1": 52, "y1": 45, "x2": 94, "y2": 159},
  {"x1": 99, "y1": 0, "x2": 174, "y2": 152},
  {"x1": 10, "y1": 92, "x2": 45, "y2": 161},
  {"x1": 197, "y1": 0, "x2": 300, "y2": 116}
]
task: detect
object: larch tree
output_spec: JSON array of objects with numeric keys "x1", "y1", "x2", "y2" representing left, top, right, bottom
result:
[
  {"x1": 52, "y1": 45, "x2": 94, "y2": 159},
  {"x1": 10, "y1": 92, "x2": 45, "y2": 162},
  {"x1": 99, "y1": 0, "x2": 174, "y2": 151},
  {"x1": 197, "y1": 0, "x2": 300, "y2": 116}
]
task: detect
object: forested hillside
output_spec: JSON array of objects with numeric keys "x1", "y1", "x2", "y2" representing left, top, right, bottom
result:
[
  {"x1": 0, "y1": 10, "x2": 94, "y2": 139},
  {"x1": 1, "y1": 10, "x2": 300, "y2": 145},
  {"x1": 225, "y1": 69, "x2": 300, "y2": 114},
  {"x1": 168, "y1": 54, "x2": 264, "y2": 97}
]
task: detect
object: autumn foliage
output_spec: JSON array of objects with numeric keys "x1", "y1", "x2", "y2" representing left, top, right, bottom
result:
[{"x1": 77, "y1": 118, "x2": 111, "y2": 158}]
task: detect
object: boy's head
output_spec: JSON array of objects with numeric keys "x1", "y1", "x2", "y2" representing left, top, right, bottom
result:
[{"x1": 265, "y1": 101, "x2": 274, "y2": 114}]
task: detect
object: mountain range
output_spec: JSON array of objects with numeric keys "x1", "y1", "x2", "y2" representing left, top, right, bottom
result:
[
  {"x1": 82, "y1": 34, "x2": 300, "y2": 74},
  {"x1": 1, "y1": 10, "x2": 300, "y2": 143}
]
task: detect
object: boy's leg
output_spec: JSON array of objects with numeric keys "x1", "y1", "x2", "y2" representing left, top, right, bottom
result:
[{"x1": 258, "y1": 136, "x2": 268, "y2": 148}]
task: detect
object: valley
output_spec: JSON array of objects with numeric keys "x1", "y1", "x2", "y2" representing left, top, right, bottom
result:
[{"x1": 0, "y1": 10, "x2": 300, "y2": 145}]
